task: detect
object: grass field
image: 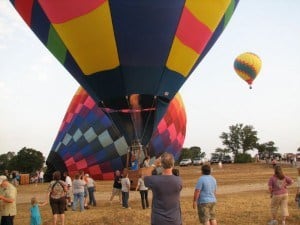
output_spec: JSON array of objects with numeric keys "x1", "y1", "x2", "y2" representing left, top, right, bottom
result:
[{"x1": 13, "y1": 162, "x2": 300, "y2": 225}]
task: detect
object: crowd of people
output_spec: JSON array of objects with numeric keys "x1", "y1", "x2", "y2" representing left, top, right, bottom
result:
[{"x1": 0, "y1": 153, "x2": 299, "y2": 225}]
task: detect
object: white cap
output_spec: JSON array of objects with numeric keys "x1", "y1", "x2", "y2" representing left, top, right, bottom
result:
[{"x1": 0, "y1": 175, "x2": 7, "y2": 185}]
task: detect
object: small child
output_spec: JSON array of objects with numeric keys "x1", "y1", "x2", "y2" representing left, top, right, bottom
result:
[
  {"x1": 296, "y1": 168, "x2": 300, "y2": 208},
  {"x1": 30, "y1": 197, "x2": 47, "y2": 225}
]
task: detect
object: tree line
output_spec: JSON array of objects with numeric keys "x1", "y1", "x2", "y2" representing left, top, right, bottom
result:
[
  {"x1": 1, "y1": 123, "x2": 299, "y2": 172},
  {"x1": 0, "y1": 147, "x2": 45, "y2": 174},
  {"x1": 180, "y1": 123, "x2": 300, "y2": 163}
]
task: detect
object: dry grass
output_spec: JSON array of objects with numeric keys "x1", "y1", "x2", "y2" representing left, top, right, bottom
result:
[{"x1": 14, "y1": 163, "x2": 300, "y2": 225}]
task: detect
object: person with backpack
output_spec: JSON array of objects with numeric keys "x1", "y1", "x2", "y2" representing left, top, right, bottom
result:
[{"x1": 48, "y1": 171, "x2": 67, "y2": 225}]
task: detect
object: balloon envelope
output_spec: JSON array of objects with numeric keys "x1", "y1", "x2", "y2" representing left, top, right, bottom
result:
[
  {"x1": 234, "y1": 52, "x2": 262, "y2": 88},
  {"x1": 10, "y1": 0, "x2": 239, "y2": 145},
  {"x1": 45, "y1": 87, "x2": 186, "y2": 180}
]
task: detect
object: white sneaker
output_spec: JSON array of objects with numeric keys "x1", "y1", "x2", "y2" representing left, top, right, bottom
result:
[{"x1": 268, "y1": 220, "x2": 278, "y2": 225}]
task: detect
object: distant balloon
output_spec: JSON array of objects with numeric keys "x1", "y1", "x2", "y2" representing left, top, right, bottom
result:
[
  {"x1": 10, "y1": 0, "x2": 239, "y2": 146},
  {"x1": 45, "y1": 87, "x2": 186, "y2": 180},
  {"x1": 234, "y1": 52, "x2": 262, "y2": 89}
]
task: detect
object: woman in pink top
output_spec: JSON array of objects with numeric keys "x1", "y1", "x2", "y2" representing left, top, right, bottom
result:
[{"x1": 268, "y1": 165, "x2": 294, "y2": 225}]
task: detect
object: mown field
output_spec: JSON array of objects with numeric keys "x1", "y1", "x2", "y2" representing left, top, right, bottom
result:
[{"x1": 14, "y1": 162, "x2": 299, "y2": 225}]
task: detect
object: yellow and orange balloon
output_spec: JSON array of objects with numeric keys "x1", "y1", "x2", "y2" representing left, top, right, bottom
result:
[{"x1": 234, "y1": 52, "x2": 262, "y2": 89}]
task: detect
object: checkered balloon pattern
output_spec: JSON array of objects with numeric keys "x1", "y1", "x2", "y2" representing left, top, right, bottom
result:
[{"x1": 46, "y1": 87, "x2": 186, "y2": 180}]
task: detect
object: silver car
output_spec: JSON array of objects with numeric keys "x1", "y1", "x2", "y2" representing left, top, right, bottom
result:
[{"x1": 179, "y1": 158, "x2": 192, "y2": 166}]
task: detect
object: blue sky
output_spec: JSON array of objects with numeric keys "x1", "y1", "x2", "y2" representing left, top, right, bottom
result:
[{"x1": 1, "y1": 1, "x2": 300, "y2": 158}]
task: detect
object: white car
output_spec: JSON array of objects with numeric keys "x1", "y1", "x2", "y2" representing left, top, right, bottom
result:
[
  {"x1": 179, "y1": 158, "x2": 192, "y2": 166},
  {"x1": 193, "y1": 157, "x2": 202, "y2": 166}
]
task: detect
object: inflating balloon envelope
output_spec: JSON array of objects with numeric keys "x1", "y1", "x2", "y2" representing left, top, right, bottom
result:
[
  {"x1": 46, "y1": 87, "x2": 186, "y2": 180},
  {"x1": 10, "y1": 0, "x2": 239, "y2": 154}
]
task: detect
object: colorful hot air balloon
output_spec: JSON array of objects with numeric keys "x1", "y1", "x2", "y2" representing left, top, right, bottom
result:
[
  {"x1": 10, "y1": 0, "x2": 239, "y2": 148},
  {"x1": 234, "y1": 52, "x2": 262, "y2": 89},
  {"x1": 45, "y1": 87, "x2": 186, "y2": 180}
]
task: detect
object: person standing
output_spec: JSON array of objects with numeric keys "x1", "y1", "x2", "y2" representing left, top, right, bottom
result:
[
  {"x1": 109, "y1": 170, "x2": 122, "y2": 204},
  {"x1": 0, "y1": 175, "x2": 17, "y2": 225},
  {"x1": 143, "y1": 156, "x2": 150, "y2": 168},
  {"x1": 72, "y1": 174, "x2": 86, "y2": 212},
  {"x1": 30, "y1": 197, "x2": 47, "y2": 225},
  {"x1": 48, "y1": 171, "x2": 67, "y2": 225},
  {"x1": 135, "y1": 174, "x2": 149, "y2": 209},
  {"x1": 144, "y1": 152, "x2": 183, "y2": 225},
  {"x1": 38, "y1": 170, "x2": 44, "y2": 183},
  {"x1": 85, "y1": 174, "x2": 96, "y2": 206},
  {"x1": 193, "y1": 164, "x2": 217, "y2": 225},
  {"x1": 121, "y1": 171, "x2": 130, "y2": 209},
  {"x1": 296, "y1": 167, "x2": 300, "y2": 208},
  {"x1": 63, "y1": 172, "x2": 72, "y2": 207},
  {"x1": 268, "y1": 165, "x2": 294, "y2": 225}
]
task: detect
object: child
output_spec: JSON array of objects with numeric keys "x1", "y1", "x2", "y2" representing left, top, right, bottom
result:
[{"x1": 30, "y1": 197, "x2": 47, "y2": 225}]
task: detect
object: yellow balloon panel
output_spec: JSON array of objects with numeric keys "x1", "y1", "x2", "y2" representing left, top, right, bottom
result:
[
  {"x1": 53, "y1": 2, "x2": 119, "y2": 75},
  {"x1": 166, "y1": 37, "x2": 199, "y2": 77},
  {"x1": 186, "y1": 0, "x2": 231, "y2": 31}
]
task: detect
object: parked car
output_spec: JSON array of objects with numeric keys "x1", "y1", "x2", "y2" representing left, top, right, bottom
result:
[
  {"x1": 179, "y1": 158, "x2": 192, "y2": 166},
  {"x1": 193, "y1": 157, "x2": 202, "y2": 166},
  {"x1": 221, "y1": 155, "x2": 233, "y2": 163},
  {"x1": 210, "y1": 156, "x2": 220, "y2": 164}
]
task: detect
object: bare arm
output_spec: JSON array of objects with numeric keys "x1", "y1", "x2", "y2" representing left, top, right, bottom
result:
[
  {"x1": 0, "y1": 195, "x2": 14, "y2": 203},
  {"x1": 193, "y1": 189, "x2": 200, "y2": 209}
]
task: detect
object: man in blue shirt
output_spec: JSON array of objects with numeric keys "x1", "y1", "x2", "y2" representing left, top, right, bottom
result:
[{"x1": 193, "y1": 164, "x2": 217, "y2": 225}]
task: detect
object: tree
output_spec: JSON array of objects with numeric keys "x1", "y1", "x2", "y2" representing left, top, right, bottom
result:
[
  {"x1": 179, "y1": 146, "x2": 204, "y2": 161},
  {"x1": 256, "y1": 141, "x2": 278, "y2": 159},
  {"x1": 264, "y1": 141, "x2": 278, "y2": 156},
  {"x1": 0, "y1": 152, "x2": 15, "y2": 173},
  {"x1": 220, "y1": 123, "x2": 259, "y2": 157},
  {"x1": 240, "y1": 125, "x2": 258, "y2": 153},
  {"x1": 215, "y1": 147, "x2": 230, "y2": 157},
  {"x1": 8, "y1": 147, "x2": 45, "y2": 173}
]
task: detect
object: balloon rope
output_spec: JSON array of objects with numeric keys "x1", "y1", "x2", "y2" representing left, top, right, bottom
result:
[{"x1": 140, "y1": 96, "x2": 157, "y2": 144}]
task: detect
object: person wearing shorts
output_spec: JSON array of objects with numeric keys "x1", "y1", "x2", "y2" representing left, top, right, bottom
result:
[
  {"x1": 48, "y1": 171, "x2": 67, "y2": 225},
  {"x1": 193, "y1": 164, "x2": 217, "y2": 225}
]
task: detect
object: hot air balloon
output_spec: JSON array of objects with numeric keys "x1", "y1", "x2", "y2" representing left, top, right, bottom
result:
[
  {"x1": 234, "y1": 52, "x2": 262, "y2": 89},
  {"x1": 10, "y1": 0, "x2": 239, "y2": 153},
  {"x1": 45, "y1": 87, "x2": 186, "y2": 180}
]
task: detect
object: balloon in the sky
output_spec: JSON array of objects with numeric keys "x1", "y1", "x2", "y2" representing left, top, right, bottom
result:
[
  {"x1": 10, "y1": 0, "x2": 239, "y2": 147},
  {"x1": 45, "y1": 87, "x2": 186, "y2": 180},
  {"x1": 234, "y1": 52, "x2": 262, "y2": 89}
]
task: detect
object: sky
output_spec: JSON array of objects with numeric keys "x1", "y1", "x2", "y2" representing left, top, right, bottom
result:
[{"x1": 0, "y1": 1, "x2": 300, "y2": 158}]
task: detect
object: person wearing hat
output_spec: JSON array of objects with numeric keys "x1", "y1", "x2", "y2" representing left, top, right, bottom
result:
[{"x1": 0, "y1": 175, "x2": 17, "y2": 225}]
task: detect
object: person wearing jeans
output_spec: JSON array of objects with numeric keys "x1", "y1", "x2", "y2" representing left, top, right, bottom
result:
[
  {"x1": 135, "y1": 174, "x2": 149, "y2": 209},
  {"x1": 85, "y1": 174, "x2": 96, "y2": 206},
  {"x1": 72, "y1": 174, "x2": 86, "y2": 212},
  {"x1": 121, "y1": 171, "x2": 130, "y2": 208}
]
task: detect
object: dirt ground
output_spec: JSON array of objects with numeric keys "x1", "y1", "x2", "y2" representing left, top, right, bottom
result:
[{"x1": 13, "y1": 162, "x2": 300, "y2": 225}]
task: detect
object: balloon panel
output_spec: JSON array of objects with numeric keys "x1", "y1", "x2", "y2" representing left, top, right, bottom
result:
[
  {"x1": 10, "y1": 0, "x2": 239, "y2": 147},
  {"x1": 10, "y1": 0, "x2": 239, "y2": 102},
  {"x1": 46, "y1": 87, "x2": 186, "y2": 180}
]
